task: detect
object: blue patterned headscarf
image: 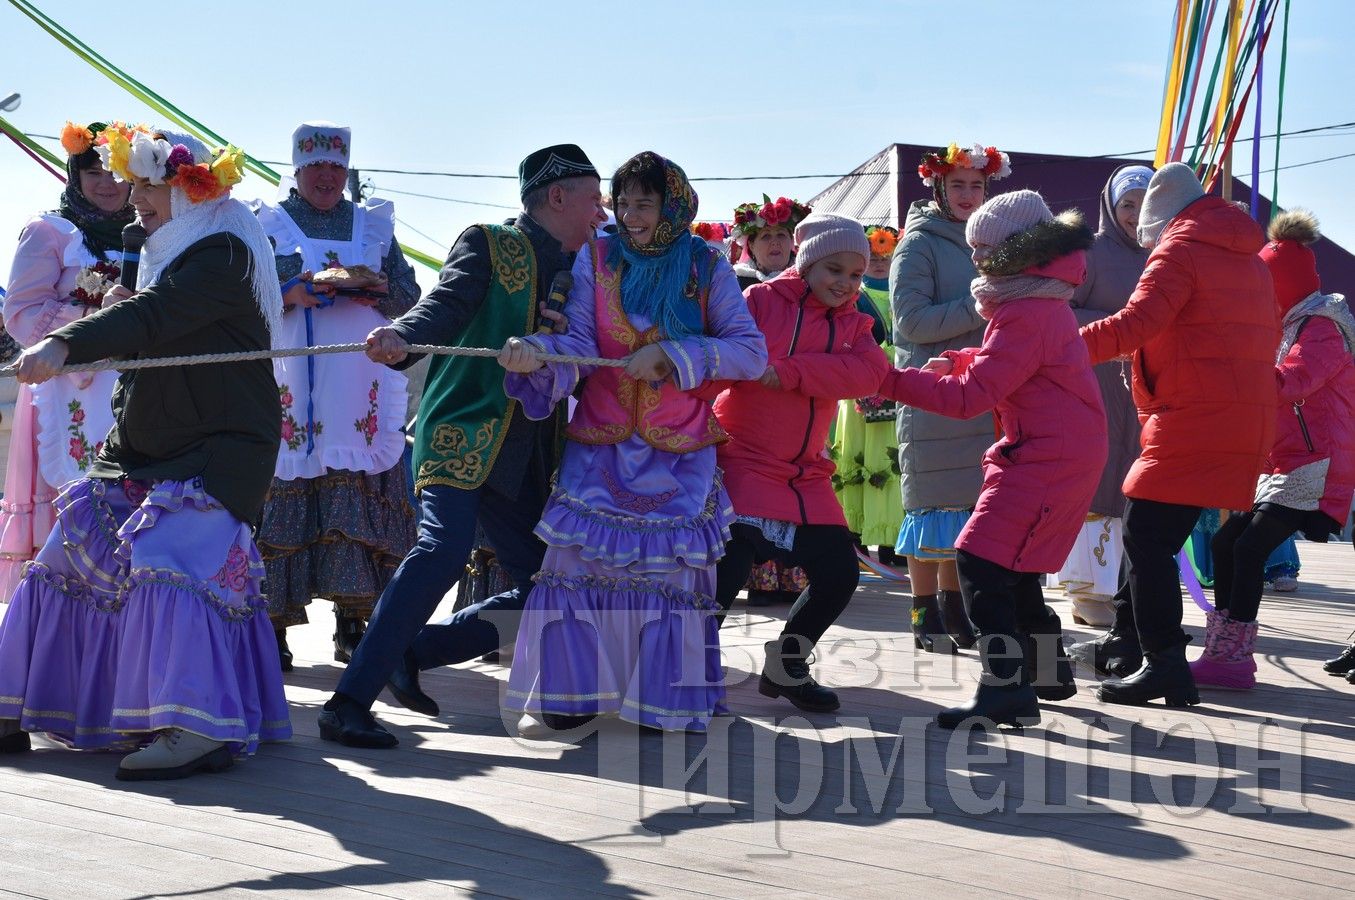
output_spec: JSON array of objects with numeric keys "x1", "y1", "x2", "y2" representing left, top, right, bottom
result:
[{"x1": 605, "y1": 152, "x2": 707, "y2": 340}]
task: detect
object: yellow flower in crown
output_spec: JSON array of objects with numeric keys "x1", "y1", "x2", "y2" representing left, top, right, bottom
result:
[
  {"x1": 210, "y1": 145, "x2": 245, "y2": 189},
  {"x1": 97, "y1": 126, "x2": 135, "y2": 181}
]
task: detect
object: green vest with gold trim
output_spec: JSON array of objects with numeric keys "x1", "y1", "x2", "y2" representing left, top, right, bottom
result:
[{"x1": 412, "y1": 224, "x2": 539, "y2": 493}]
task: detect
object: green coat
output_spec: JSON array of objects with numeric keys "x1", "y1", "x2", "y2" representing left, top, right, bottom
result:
[{"x1": 52, "y1": 232, "x2": 281, "y2": 524}]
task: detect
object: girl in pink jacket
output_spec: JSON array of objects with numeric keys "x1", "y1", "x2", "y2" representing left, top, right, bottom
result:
[
  {"x1": 711, "y1": 214, "x2": 889, "y2": 714},
  {"x1": 1197, "y1": 210, "x2": 1355, "y2": 690},
  {"x1": 879, "y1": 191, "x2": 1106, "y2": 728}
]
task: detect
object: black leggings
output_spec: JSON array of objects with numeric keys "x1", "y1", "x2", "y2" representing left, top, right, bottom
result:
[
  {"x1": 1211, "y1": 504, "x2": 1305, "y2": 623},
  {"x1": 715, "y1": 523, "x2": 860, "y2": 650}
]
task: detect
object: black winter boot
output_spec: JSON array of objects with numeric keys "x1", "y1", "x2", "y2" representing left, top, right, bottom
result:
[
  {"x1": 1069, "y1": 626, "x2": 1142, "y2": 678},
  {"x1": 939, "y1": 589, "x2": 978, "y2": 649},
  {"x1": 1022, "y1": 605, "x2": 1076, "y2": 702},
  {"x1": 759, "y1": 637, "x2": 840, "y2": 712},
  {"x1": 333, "y1": 610, "x2": 366, "y2": 664},
  {"x1": 1322, "y1": 640, "x2": 1355, "y2": 676},
  {"x1": 936, "y1": 633, "x2": 1039, "y2": 729},
  {"x1": 1097, "y1": 641, "x2": 1200, "y2": 707},
  {"x1": 911, "y1": 593, "x2": 954, "y2": 654}
]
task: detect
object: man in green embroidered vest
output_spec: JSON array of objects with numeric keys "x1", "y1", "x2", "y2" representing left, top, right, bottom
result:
[{"x1": 320, "y1": 145, "x2": 604, "y2": 748}]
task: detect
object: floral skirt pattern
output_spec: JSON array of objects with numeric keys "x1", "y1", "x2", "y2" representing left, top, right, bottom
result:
[{"x1": 257, "y1": 466, "x2": 416, "y2": 624}]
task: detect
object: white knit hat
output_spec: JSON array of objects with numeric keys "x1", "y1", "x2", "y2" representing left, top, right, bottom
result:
[
  {"x1": 794, "y1": 213, "x2": 870, "y2": 274},
  {"x1": 965, "y1": 190, "x2": 1053, "y2": 250},
  {"x1": 292, "y1": 120, "x2": 351, "y2": 169},
  {"x1": 1137, "y1": 162, "x2": 1204, "y2": 248}
]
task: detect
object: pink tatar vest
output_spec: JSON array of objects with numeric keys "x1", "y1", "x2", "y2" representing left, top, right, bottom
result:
[{"x1": 565, "y1": 241, "x2": 727, "y2": 453}]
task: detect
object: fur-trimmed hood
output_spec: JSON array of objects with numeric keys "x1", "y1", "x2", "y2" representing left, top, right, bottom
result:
[{"x1": 976, "y1": 210, "x2": 1095, "y2": 277}]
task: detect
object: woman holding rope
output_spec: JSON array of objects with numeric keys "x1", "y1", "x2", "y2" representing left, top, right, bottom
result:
[
  {"x1": 499, "y1": 151, "x2": 766, "y2": 735},
  {"x1": 0, "y1": 126, "x2": 290, "y2": 779},
  {"x1": 0, "y1": 120, "x2": 133, "y2": 599}
]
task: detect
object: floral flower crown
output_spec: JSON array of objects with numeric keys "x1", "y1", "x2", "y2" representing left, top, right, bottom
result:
[
  {"x1": 60, "y1": 121, "x2": 121, "y2": 156},
  {"x1": 732, "y1": 194, "x2": 812, "y2": 239},
  {"x1": 918, "y1": 143, "x2": 1012, "y2": 188},
  {"x1": 94, "y1": 123, "x2": 246, "y2": 204},
  {"x1": 866, "y1": 225, "x2": 899, "y2": 258}
]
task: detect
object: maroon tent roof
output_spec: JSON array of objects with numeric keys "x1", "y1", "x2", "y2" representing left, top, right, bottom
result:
[{"x1": 809, "y1": 144, "x2": 1354, "y2": 295}]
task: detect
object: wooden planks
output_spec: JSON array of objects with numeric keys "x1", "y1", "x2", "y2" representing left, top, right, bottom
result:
[{"x1": 1, "y1": 541, "x2": 1352, "y2": 898}]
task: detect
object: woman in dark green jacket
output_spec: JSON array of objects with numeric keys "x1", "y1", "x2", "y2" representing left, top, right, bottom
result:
[{"x1": 0, "y1": 127, "x2": 290, "y2": 781}]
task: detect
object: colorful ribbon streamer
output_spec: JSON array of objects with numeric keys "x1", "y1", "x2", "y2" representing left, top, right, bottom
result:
[
  {"x1": 0, "y1": 112, "x2": 66, "y2": 181},
  {"x1": 1178, "y1": 548, "x2": 1214, "y2": 612},
  {"x1": 6, "y1": 0, "x2": 445, "y2": 272}
]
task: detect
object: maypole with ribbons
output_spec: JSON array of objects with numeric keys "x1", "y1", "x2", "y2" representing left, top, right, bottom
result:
[{"x1": 1151, "y1": 0, "x2": 1292, "y2": 222}]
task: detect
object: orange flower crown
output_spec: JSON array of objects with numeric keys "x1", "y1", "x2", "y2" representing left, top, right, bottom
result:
[{"x1": 60, "y1": 121, "x2": 118, "y2": 157}]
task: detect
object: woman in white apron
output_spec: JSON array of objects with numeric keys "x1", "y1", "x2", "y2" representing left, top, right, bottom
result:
[
  {"x1": 0, "y1": 121, "x2": 131, "y2": 600},
  {"x1": 254, "y1": 122, "x2": 418, "y2": 667}
]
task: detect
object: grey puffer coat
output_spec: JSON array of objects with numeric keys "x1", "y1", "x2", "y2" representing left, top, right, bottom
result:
[{"x1": 890, "y1": 200, "x2": 993, "y2": 510}]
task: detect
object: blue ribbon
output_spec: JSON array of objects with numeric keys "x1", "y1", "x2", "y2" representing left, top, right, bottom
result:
[{"x1": 303, "y1": 306, "x2": 316, "y2": 456}]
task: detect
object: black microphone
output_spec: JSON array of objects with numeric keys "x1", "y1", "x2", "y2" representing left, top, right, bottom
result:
[
  {"x1": 537, "y1": 270, "x2": 573, "y2": 334},
  {"x1": 118, "y1": 222, "x2": 147, "y2": 291}
]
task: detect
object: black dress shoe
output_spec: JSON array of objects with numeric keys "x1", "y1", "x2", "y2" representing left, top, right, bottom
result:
[
  {"x1": 1322, "y1": 642, "x2": 1355, "y2": 676},
  {"x1": 333, "y1": 612, "x2": 366, "y2": 664},
  {"x1": 275, "y1": 628, "x2": 293, "y2": 673},
  {"x1": 318, "y1": 695, "x2": 398, "y2": 748},
  {"x1": 1097, "y1": 642, "x2": 1199, "y2": 708},
  {"x1": 936, "y1": 682, "x2": 1040, "y2": 729},
  {"x1": 0, "y1": 729, "x2": 31, "y2": 753},
  {"x1": 387, "y1": 651, "x2": 439, "y2": 717}
]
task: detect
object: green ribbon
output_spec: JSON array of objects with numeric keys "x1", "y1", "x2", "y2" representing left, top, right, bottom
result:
[
  {"x1": 1269, "y1": 0, "x2": 1291, "y2": 219},
  {"x1": 6, "y1": 0, "x2": 444, "y2": 271}
]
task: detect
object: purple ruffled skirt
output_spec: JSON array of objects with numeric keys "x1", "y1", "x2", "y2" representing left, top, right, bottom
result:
[
  {"x1": 505, "y1": 440, "x2": 731, "y2": 732},
  {"x1": 0, "y1": 478, "x2": 291, "y2": 754}
]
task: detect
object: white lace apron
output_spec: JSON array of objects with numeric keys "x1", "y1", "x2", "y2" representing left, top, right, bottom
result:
[
  {"x1": 257, "y1": 202, "x2": 408, "y2": 481},
  {"x1": 30, "y1": 225, "x2": 118, "y2": 488}
]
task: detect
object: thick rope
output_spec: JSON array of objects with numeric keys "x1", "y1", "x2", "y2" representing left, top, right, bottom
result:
[{"x1": 0, "y1": 342, "x2": 626, "y2": 377}]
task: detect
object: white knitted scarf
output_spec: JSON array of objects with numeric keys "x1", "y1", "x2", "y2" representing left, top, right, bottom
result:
[
  {"x1": 138, "y1": 190, "x2": 284, "y2": 345},
  {"x1": 1278, "y1": 291, "x2": 1355, "y2": 361}
]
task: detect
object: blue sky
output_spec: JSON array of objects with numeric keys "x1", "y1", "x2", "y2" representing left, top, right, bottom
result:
[{"x1": 2, "y1": 0, "x2": 1351, "y2": 287}]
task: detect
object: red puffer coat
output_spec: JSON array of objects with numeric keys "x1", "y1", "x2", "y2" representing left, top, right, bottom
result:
[
  {"x1": 711, "y1": 271, "x2": 888, "y2": 526},
  {"x1": 1266, "y1": 308, "x2": 1355, "y2": 525},
  {"x1": 1081, "y1": 197, "x2": 1278, "y2": 511},
  {"x1": 880, "y1": 287, "x2": 1106, "y2": 573}
]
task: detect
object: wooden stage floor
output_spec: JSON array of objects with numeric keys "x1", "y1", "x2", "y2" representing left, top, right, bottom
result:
[{"x1": 1, "y1": 541, "x2": 1352, "y2": 898}]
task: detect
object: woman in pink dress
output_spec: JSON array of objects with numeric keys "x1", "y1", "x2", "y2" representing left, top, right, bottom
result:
[{"x1": 0, "y1": 121, "x2": 133, "y2": 599}]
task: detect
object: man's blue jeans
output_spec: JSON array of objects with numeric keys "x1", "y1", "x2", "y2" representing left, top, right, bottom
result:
[{"x1": 336, "y1": 478, "x2": 547, "y2": 709}]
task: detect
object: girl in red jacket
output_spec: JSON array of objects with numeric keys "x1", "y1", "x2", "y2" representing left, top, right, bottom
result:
[
  {"x1": 1195, "y1": 211, "x2": 1355, "y2": 690},
  {"x1": 711, "y1": 214, "x2": 889, "y2": 713},
  {"x1": 879, "y1": 191, "x2": 1105, "y2": 728}
]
